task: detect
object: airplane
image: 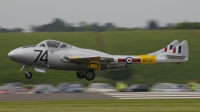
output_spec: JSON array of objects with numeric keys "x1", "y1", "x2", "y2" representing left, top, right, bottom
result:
[{"x1": 8, "y1": 39, "x2": 189, "y2": 81}]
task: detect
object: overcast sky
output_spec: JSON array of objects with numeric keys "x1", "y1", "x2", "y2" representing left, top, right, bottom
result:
[{"x1": 0, "y1": 0, "x2": 199, "y2": 31}]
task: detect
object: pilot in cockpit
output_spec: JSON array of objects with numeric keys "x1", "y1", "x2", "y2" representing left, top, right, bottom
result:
[
  {"x1": 37, "y1": 40, "x2": 73, "y2": 48},
  {"x1": 46, "y1": 41, "x2": 60, "y2": 48}
]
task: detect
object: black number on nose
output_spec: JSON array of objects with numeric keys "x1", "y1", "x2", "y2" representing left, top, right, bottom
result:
[{"x1": 34, "y1": 50, "x2": 48, "y2": 64}]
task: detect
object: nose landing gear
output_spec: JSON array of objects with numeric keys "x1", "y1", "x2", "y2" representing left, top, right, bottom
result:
[
  {"x1": 23, "y1": 65, "x2": 32, "y2": 79},
  {"x1": 25, "y1": 71, "x2": 32, "y2": 79}
]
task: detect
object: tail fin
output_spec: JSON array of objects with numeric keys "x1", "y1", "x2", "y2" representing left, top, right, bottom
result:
[
  {"x1": 159, "y1": 40, "x2": 189, "y2": 60},
  {"x1": 148, "y1": 40, "x2": 179, "y2": 56}
]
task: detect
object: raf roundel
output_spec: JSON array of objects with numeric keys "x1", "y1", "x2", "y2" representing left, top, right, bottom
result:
[{"x1": 126, "y1": 57, "x2": 133, "y2": 64}]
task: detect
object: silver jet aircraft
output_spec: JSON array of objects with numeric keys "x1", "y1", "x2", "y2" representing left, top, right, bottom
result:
[{"x1": 8, "y1": 40, "x2": 189, "y2": 81}]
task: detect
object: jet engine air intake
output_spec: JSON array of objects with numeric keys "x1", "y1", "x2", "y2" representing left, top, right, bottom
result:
[{"x1": 88, "y1": 58, "x2": 100, "y2": 71}]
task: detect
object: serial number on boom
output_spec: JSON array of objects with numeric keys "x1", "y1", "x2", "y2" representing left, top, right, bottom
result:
[{"x1": 142, "y1": 58, "x2": 155, "y2": 62}]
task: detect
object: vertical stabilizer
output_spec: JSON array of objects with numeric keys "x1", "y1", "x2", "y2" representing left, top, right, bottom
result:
[
  {"x1": 158, "y1": 40, "x2": 189, "y2": 60},
  {"x1": 148, "y1": 40, "x2": 179, "y2": 56}
]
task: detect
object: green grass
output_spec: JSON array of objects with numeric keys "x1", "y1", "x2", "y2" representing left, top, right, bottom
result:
[
  {"x1": 0, "y1": 99, "x2": 200, "y2": 112},
  {"x1": 0, "y1": 30, "x2": 200, "y2": 85}
]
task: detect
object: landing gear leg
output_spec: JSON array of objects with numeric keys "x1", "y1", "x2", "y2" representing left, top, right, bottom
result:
[
  {"x1": 25, "y1": 66, "x2": 32, "y2": 79},
  {"x1": 84, "y1": 70, "x2": 95, "y2": 81}
]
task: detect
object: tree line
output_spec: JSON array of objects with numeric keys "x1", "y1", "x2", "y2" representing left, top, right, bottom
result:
[
  {"x1": 0, "y1": 27, "x2": 23, "y2": 33},
  {"x1": 148, "y1": 20, "x2": 200, "y2": 30},
  {"x1": 30, "y1": 18, "x2": 132, "y2": 32},
  {"x1": 1, "y1": 18, "x2": 200, "y2": 32}
]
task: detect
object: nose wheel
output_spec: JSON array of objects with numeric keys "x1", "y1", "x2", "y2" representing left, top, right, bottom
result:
[
  {"x1": 25, "y1": 72, "x2": 32, "y2": 79},
  {"x1": 23, "y1": 65, "x2": 32, "y2": 79}
]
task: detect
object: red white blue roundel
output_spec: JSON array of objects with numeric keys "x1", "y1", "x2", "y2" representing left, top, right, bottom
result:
[{"x1": 126, "y1": 57, "x2": 133, "y2": 64}]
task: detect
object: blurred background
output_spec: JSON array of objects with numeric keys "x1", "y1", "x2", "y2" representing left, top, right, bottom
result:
[{"x1": 0, "y1": 0, "x2": 200, "y2": 94}]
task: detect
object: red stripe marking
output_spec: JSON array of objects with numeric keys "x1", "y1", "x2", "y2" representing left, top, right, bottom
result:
[
  {"x1": 133, "y1": 59, "x2": 140, "y2": 62},
  {"x1": 118, "y1": 58, "x2": 125, "y2": 62},
  {"x1": 164, "y1": 47, "x2": 167, "y2": 52},
  {"x1": 173, "y1": 47, "x2": 176, "y2": 53}
]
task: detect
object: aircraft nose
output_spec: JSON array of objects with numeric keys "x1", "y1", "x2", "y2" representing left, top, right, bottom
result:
[{"x1": 8, "y1": 48, "x2": 23, "y2": 61}]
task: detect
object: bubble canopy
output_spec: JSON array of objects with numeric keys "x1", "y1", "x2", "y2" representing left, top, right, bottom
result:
[{"x1": 36, "y1": 40, "x2": 72, "y2": 48}]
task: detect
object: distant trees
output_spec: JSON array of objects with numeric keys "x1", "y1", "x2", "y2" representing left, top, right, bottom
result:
[
  {"x1": 146, "y1": 20, "x2": 159, "y2": 30},
  {"x1": 30, "y1": 19, "x2": 200, "y2": 31},
  {"x1": 0, "y1": 27, "x2": 23, "y2": 33},
  {"x1": 31, "y1": 18, "x2": 67, "y2": 32},
  {"x1": 173, "y1": 22, "x2": 200, "y2": 29},
  {"x1": 30, "y1": 18, "x2": 133, "y2": 32},
  {"x1": 146, "y1": 20, "x2": 200, "y2": 30},
  {"x1": 1, "y1": 18, "x2": 200, "y2": 33}
]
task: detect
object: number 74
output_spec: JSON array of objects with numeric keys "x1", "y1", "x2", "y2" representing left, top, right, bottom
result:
[{"x1": 34, "y1": 50, "x2": 48, "y2": 64}]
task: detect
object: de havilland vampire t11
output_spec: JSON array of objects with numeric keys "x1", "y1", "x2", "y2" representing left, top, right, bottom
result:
[{"x1": 8, "y1": 40, "x2": 189, "y2": 81}]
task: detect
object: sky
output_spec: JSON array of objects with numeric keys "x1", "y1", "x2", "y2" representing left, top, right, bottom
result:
[{"x1": 0, "y1": 0, "x2": 200, "y2": 31}]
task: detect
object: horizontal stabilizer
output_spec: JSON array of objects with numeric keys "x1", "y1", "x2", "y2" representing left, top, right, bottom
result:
[
  {"x1": 158, "y1": 40, "x2": 189, "y2": 60},
  {"x1": 167, "y1": 54, "x2": 186, "y2": 59}
]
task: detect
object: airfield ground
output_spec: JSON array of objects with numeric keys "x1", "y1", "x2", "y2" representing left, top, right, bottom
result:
[{"x1": 0, "y1": 99, "x2": 200, "y2": 112}]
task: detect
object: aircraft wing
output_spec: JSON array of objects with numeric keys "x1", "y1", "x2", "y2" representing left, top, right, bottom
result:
[{"x1": 60, "y1": 54, "x2": 114, "y2": 63}]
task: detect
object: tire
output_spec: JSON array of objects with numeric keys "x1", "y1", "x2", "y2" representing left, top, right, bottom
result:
[
  {"x1": 84, "y1": 70, "x2": 95, "y2": 81},
  {"x1": 25, "y1": 72, "x2": 32, "y2": 79},
  {"x1": 76, "y1": 71, "x2": 85, "y2": 79}
]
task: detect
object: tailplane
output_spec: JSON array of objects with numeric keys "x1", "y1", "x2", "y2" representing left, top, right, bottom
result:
[{"x1": 158, "y1": 40, "x2": 189, "y2": 61}]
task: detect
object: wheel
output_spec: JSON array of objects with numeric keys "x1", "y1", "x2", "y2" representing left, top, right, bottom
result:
[
  {"x1": 25, "y1": 72, "x2": 32, "y2": 79},
  {"x1": 76, "y1": 71, "x2": 85, "y2": 79},
  {"x1": 84, "y1": 70, "x2": 95, "y2": 81}
]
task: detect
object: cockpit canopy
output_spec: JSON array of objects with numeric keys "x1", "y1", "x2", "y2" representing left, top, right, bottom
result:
[
  {"x1": 46, "y1": 40, "x2": 60, "y2": 48},
  {"x1": 36, "y1": 40, "x2": 73, "y2": 48}
]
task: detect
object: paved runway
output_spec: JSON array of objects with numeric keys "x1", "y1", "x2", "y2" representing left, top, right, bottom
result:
[
  {"x1": 1, "y1": 92, "x2": 200, "y2": 101},
  {"x1": 103, "y1": 92, "x2": 200, "y2": 99},
  {"x1": 0, "y1": 93, "x2": 115, "y2": 102}
]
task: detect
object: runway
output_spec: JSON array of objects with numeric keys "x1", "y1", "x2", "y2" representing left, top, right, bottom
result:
[
  {"x1": 103, "y1": 92, "x2": 200, "y2": 99},
  {"x1": 1, "y1": 92, "x2": 200, "y2": 101},
  {"x1": 0, "y1": 93, "x2": 114, "y2": 102}
]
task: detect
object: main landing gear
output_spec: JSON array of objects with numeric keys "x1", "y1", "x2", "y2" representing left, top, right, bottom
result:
[
  {"x1": 76, "y1": 71, "x2": 85, "y2": 79},
  {"x1": 76, "y1": 70, "x2": 95, "y2": 81}
]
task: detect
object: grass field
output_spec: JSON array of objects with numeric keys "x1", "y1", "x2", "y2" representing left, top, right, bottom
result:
[
  {"x1": 0, "y1": 99, "x2": 200, "y2": 112},
  {"x1": 0, "y1": 30, "x2": 200, "y2": 85}
]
